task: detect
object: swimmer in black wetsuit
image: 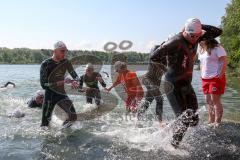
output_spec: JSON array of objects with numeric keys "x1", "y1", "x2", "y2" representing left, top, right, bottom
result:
[
  {"x1": 27, "y1": 90, "x2": 45, "y2": 108},
  {"x1": 0, "y1": 81, "x2": 16, "y2": 88},
  {"x1": 137, "y1": 45, "x2": 167, "y2": 127},
  {"x1": 150, "y1": 18, "x2": 222, "y2": 147},
  {"x1": 40, "y1": 41, "x2": 79, "y2": 128},
  {"x1": 79, "y1": 63, "x2": 106, "y2": 106}
]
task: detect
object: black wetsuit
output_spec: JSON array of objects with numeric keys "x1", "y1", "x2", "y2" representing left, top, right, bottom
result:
[
  {"x1": 27, "y1": 97, "x2": 42, "y2": 108},
  {"x1": 138, "y1": 45, "x2": 166, "y2": 121},
  {"x1": 1, "y1": 81, "x2": 15, "y2": 88},
  {"x1": 40, "y1": 58, "x2": 79, "y2": 126},
  {"x1": 150, "y1": 24, "x2": 222, "y2": 147},
  {"x1": 79, "y1": 72, "x2": 106, "y2": 105}
]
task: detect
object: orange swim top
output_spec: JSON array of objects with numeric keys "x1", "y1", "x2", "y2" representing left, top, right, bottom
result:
[{"x1": 113, "y1": 70, "x2": 144, "y2": 96}]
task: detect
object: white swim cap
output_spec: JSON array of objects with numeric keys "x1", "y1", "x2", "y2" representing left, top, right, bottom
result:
[
  {"x1": 85, "y1": 63, "x2": 94, "y2": 70},
  {"x1": 36, "y1": 90, "x2": 45, "y2": 96},
  {"x1": 10, "y1": 108, "x2": 25, "y2": 118},
  {"x1": 54, "y1": 41, "x2": 67, "y2": 50}
]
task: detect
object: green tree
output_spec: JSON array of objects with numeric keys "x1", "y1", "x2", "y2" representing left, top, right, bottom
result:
[
  {"x1": 0, "y1": 47, "x2": 149, "y2": 64},
  {"x1": 221, "y1": 0, "x2": 240, "y2": 73}
]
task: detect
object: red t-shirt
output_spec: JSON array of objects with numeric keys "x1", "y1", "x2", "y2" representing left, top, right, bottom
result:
[{"x1": 113, "y1": 70, "x2": 144, "y2": 96}]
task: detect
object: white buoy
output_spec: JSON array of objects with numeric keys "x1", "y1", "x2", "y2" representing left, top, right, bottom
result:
[{"x1": 9, "y1": 108, "x2": 25, "y2": 118}]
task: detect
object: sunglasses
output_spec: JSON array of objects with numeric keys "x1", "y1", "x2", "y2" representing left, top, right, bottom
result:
[
  {"x1": 187, "y1": 32, "x2": 201, "y2": 39},
  {"x1": 86, "y1": 68, "x2": 93, "y2": 72},
  {"x1": 60, "y1": 49, "x2": 68, "y2": 54}
]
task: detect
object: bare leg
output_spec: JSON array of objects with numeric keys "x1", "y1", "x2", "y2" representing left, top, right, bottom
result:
[
  {"x1": 205, "y1": 94, "x2": 215, "y2": 123},
  {"x1": 212, "y1": 94, "x2": 223, "y2": 125}
]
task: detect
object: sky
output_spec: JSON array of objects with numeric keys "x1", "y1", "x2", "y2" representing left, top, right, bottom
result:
[{"x1": 0, "y1": 0, "x2": 230, "y2": 52}]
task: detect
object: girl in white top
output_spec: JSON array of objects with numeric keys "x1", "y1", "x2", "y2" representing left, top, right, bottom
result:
[{"x1": 198, "y1": 39, "x2": 227, "y2": 128}]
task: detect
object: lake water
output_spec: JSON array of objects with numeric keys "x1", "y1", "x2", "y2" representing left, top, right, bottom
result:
[{"x1": 0, "y1": 65, "x2": 240, "y2": 160}]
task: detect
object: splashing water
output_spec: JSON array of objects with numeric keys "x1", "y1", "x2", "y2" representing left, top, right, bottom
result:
[{"x1": 0, "y1": 65, "x2": 240, "y2": 160}]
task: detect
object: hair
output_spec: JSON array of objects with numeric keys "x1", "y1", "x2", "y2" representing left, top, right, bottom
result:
[
  {"x1": 120, "y1": 62, "x2": 127, "y2": 69},
  {"x1": 114, "y1": 61, "x2": 127, "y2": 71},
  {"x1": 199, "y1": 39, "x2": 219, "y2": 55}
]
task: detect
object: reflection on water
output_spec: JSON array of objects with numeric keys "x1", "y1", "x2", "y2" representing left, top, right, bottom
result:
[{"x1": 0, "y1": 65, "x2": 240, "y2": 160}]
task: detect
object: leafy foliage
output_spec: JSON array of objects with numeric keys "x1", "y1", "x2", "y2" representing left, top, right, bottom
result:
[{"x1": 221, "y1": 0, "x2": 240, "y2": 73}]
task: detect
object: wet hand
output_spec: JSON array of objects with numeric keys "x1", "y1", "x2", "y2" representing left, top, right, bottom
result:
[
  {"x1": 64, "y1": 77, "x2": 72, "y2": 84},
  {"x1": 71, "y1": 81, "x2": 79, "y2": 89},
  {"x1": 96, "y1": 76, "x2": 104, "y2": 83},
  {"x1": 159, "y1": 122, "x2": 167, "y2": 128},
  {"x1": 78, "y1": 88, "x2": 85, "y2": 92},
  {"x1": 104, "y1": 88, "x2": 111, "y2": 93}
]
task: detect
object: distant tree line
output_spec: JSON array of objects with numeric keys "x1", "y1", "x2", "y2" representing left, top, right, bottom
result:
[{"x1": 0, "y1": 47, "x2": 150, "y2": 64}]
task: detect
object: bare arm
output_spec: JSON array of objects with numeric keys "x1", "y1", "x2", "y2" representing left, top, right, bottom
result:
[
  {"x1": 105, "y1": 74, "x2": 121, "y2": 92},
  {"x1": 218, "y1": 56, "x2": 228, "y2": 78}
]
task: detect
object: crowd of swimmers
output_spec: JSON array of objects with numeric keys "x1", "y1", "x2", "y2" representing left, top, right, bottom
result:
[{"x1": 1, "y1": 17, "x2": 227, "y2": 148}]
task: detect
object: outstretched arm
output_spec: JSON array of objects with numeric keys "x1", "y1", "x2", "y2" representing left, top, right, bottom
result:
[
  {"x1": 97, "y1": 74, "x2": 106, "y2": 88},
  {"x1": 4, "y1": 82, "x2": 16, "y2": 88},
  {"x1": 79, "y1": 75, "x2": 84, "y2": 89},
  {"x1": 105, "y1": 74, "x2": 121, "y2": 92}
]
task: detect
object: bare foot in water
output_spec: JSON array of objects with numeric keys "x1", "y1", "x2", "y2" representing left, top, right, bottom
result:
[
  {"x1": 214, "y1": 122, "x2": 220, "y2": 129},
  {"x1": 207, "y1": 122, "x2": 215, "y2": 127},
  {"x1": 159, "y1": 122, "x2": 167, "y2": 128},
  {"x1": 40, "y1": 126, "x2": 50, "y2": 131}
]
